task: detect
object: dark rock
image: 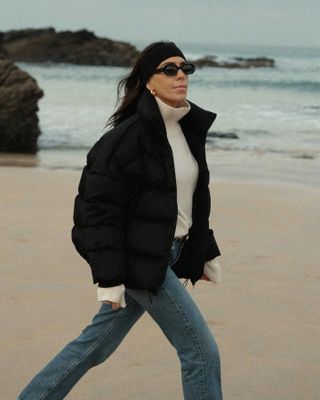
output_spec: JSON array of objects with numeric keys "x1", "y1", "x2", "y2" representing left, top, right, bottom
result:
[
  {"x1": 233, "y1": 57, "x2": 275, "y2": 68},
  {"x1": 0, "y1": 50, "x2": 7, "y2": 60},
  {"x1": 0, "y1": 33, "x2": 8, "y2": 59},
  {"x1": 208, "y1": 131, "x2": 239, "y2": 139},
  {"x1": 1, "y1": 27, "x2": 139, "y2": 66},
  {"x1": 193, "y1": 55, "x2": 274, "y2": 69},
  {"x1": 2, "y1": 28, "x2": 55, "y2": 42},
  {"x1": 192, "y1": 56, "x2": 220, "y2": 68},
  {"x1": 0, "y1": 59, "x2": 43, "y2": 153},
  {"x1": 292, "y1": 153, "x2": 315, "y2": 160}
]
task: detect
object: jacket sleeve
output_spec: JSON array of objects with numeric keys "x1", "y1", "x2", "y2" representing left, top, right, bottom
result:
[
  {"x1": 205, "y1": 229, "x2": 221, "y2": 261},
  {"x1": 81, "y1": 162, "x2": 130, "y2": 287},
  {"x1": 72, "y1": 125, "x2": 142, "y2": 288},
  {"x1": 205, "y1": 171, "x2": 221, "y2": 260}
]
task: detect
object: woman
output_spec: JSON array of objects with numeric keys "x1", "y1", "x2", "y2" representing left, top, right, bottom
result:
[{"x1": 18, "y1": 41, "x2": 223, "y2": 400}]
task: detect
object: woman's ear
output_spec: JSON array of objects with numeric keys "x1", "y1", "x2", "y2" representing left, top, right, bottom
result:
[{"x1": 146, "y1": 80, "x2": 156, "y2": 96}]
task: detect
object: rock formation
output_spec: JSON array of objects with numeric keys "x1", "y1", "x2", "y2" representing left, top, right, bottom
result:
[
  {"x1": 0, "y1": 32, "x2": 8, "y2": 59},
  {"x1": 0, "y1": 59, "x2": 43, "y2": 153},
  {"x1": 208, "y1": 131, "x2": 239, "y2": 139},
  {"x1": 1, "y1": 28, "x2": 139, "y2": 66},
  {"x1": 1, "y1": 28, "x2": 275, "y2": 69},
  {"x1": 193, "y1": 55, "x2": 275, "y2": 68}
]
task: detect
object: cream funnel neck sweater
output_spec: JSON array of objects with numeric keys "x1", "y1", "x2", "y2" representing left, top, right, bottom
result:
[
  {"x1": 97, "y1": 97, "x2": 221, "y2": 307},
  {"x1": 155, "y1": 96, "x2": 198, "y2": 238}
]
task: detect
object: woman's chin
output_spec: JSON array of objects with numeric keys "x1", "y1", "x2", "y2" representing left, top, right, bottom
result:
[{"x1": 170, "y1": 96, "x2": 188, "y2": 108}]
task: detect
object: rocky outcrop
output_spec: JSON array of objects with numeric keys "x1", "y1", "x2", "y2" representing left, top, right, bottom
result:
[
  {"x1": 208, "y1": 131, "x2": 239, "y2": 139},
  {"x1": 193, "y1": 55, "x2": 274, "y2": 68},
  {"x1": 0, "y1": 59, "x2": 43, "y2": 153},
  {"x1": 1, "y1": 28, "x2": 139, "y2": 66},
  {"x1": 1, "y1": 28, "x2": 275, "y2": 69},
  {"x1": 0, "y1": 32, "x2": 8, "y2": 59}
]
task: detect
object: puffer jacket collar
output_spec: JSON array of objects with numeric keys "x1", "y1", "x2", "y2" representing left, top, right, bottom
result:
[{"x1": 136, "y1": 90, "x2": 217, "y2": 139}]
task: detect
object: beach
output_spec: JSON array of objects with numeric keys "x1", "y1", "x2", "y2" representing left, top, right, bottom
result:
[{"x1": 1, "y1": 165, "x2": 319, "y2": 399}]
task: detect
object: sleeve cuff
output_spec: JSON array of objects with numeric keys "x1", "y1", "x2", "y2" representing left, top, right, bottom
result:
[
  {"x1": 97, "y1": 284, "x2": 127, "y2": 308},
  {"x1": 204, "y1": 258, "x2": 222, "y2": 284},
  {"x1": 206, "y1": 229, "x2": 221, "y2": 261}
]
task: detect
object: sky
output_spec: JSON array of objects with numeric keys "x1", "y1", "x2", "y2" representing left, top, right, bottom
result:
[{"x1": 1, "y1": 0, "x2": 320, "y2": 48}]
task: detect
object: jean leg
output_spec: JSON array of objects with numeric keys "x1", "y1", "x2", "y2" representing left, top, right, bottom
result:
[
  {"x1": 126, "y1": 267, "x2": 223, "y2": 400},
  {"x1": 18, "y1": 294, "x2": 145, "y2": 400}
]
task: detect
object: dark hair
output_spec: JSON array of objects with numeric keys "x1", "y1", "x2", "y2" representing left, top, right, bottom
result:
[{"x1": 107, "y1": 41, "x2": 179, "y2": 127}]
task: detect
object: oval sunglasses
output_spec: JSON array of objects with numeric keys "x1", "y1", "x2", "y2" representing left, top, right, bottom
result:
[{"x1": 153, "y1": 63, "x2": 196, "y2": 77}]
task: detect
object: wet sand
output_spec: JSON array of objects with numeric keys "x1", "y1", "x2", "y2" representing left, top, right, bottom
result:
[{"x1": 1, "y1": 166, "x2": 319, "y2": 399}]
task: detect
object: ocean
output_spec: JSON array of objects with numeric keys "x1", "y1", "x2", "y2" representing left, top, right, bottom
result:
[{"x1": 16, "y1": 41, "x2": 320, "y2": 187}]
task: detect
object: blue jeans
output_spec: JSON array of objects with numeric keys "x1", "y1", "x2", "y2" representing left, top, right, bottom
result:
[{"x1": 18, "y1": 239, "x2": 222, "y2": 400}]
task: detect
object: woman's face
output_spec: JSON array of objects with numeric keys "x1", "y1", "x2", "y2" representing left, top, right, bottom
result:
[{"x1": 146, "y1": 56, "x2": 189, "y2": 108}]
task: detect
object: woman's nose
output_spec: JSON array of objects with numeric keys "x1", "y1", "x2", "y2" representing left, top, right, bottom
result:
[{"x1": 177, "y1": 69, "x2": 186, "y2": 79}]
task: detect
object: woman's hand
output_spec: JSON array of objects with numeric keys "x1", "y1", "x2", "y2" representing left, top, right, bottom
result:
[{"x1": 103, "y1": 300, "x2": 122, "y2": 310}]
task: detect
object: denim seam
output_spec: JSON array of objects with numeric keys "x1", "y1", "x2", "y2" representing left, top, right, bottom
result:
[
  {"x1": 163, "y1": 285, "x2": 208, "y2": 400},
  {"x1": 36, "y1": 297, "x2": 134, "y2": 400}
]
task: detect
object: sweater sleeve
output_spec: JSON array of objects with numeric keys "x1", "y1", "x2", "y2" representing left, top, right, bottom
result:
[
  {"x1": 203, "y1": 258, "x2": 222, "y2": 283},
  {"x1": 97, "y1": 284, "x2": 127, "y2": 308}
]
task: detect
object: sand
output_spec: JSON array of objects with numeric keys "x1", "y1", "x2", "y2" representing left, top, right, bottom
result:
[{"x1": 1, "y1": 165, "x2": 319, "y2": 400}]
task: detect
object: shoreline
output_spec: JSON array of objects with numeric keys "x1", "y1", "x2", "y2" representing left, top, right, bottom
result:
[{"x1": 1, "y1": 147, "x2": 319, "y2": 189}]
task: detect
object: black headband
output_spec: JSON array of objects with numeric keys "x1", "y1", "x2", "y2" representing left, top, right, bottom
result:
[{"x1": 140, "y1": 42, "x2": 186, "y2": 85}]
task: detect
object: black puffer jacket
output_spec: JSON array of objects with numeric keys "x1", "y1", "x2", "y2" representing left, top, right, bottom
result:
[{"x1": 72, "y1": 90, "x2": 220, "y2": 295}]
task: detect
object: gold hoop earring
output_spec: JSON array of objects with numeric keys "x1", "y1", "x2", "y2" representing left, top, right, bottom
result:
[{"x1": 150, "y1": 89, "x2": 156, "y2": 96}]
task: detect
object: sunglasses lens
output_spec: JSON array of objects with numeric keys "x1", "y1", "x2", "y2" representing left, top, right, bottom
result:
[
  {"x1": 163, "y1": 65, "x2": 179, "y2": 76},
  {"x1": 182, "y1": 64, "x2": 196, "y2": 75},
  {"x1": 161, "y1": 63, "x2": 196, "y2": 76}
]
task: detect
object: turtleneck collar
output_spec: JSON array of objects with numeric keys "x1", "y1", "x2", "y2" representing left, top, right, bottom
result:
[
  {"x1": 136, "y1": 90, "x2": 217, "y2": 140},
  {"x1": 155, "y1": 96, "x2": 191, "y2": 126}
]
